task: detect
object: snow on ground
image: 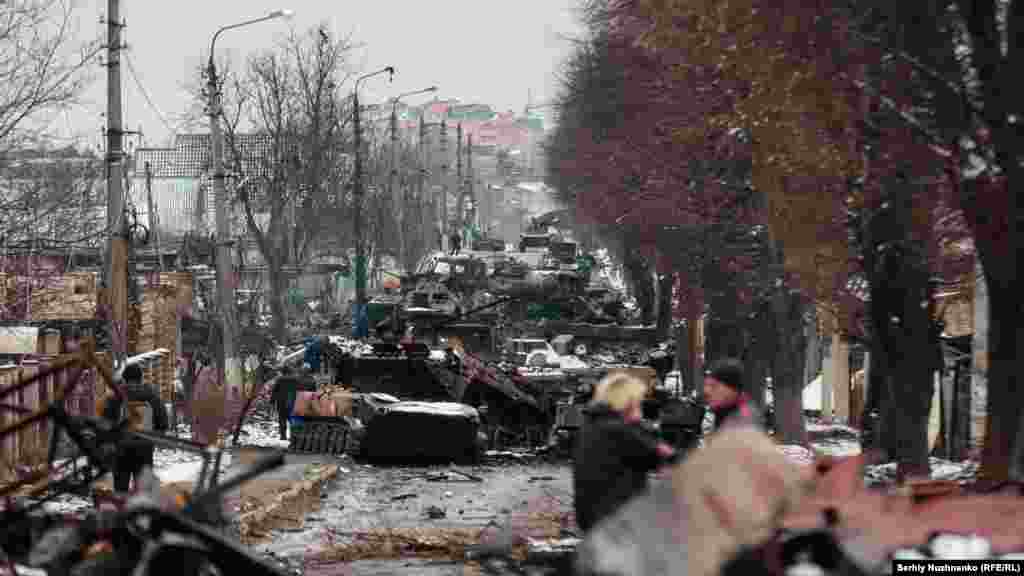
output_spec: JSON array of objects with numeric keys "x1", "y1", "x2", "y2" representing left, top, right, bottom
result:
[
  {"x1": 777, "y1": 419, "x2": 979, "y2": 486},
  {"x1": 806, "y1": 421, "x2": 860, "y2": 437},
  {"x1": 155, "y1": 414, "x2": 288, "y2": 484},
  {"x1": 864, "y1": 458, "x2": 979, "y2": 486}
]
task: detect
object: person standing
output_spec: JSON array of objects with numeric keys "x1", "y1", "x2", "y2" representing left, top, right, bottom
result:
[
  {"x1": 190, "y1": 356, "x2": 222, "y2": 445},
  {"x1": 703, "y1": 357, "x2": 762, "y2": 432},
  {"x1": 303, "y1": 336, "x2": 324, "y2": 374},
  {"x1": 573, "y1": 372, "x2": 676, "y2": 532},
  {"x1": 449, "y1": 232, "x2": 462, "y2": 255},
  {"x1": 103, "y1": 364, "x2": 169, "y2": 492},
  {"x1": 271, "y1": 366, "x2": 302, "y2": 441}
]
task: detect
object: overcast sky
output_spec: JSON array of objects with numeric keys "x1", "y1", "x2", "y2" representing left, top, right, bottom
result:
[{"x1": 56, "y1": 0, "x2": 583, "y2": 149}]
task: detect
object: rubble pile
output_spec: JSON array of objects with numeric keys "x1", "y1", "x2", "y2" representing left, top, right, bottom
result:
[
  {"x1": 313, "y1": 526, "x2": 483, "y2": 563},
  {"x1": 325, "y1": 336, "x2": 372, "y2": 357}
]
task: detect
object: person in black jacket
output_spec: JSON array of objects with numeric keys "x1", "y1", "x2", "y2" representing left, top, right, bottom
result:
[
  {"x1": 703, "y1": 357, "x2": 762, "y2": 431},
  {"x1": 573, "y1": 372, "x2": 676, "y2": 533},
  {"x1": 102, "y1": 364, "x2": 169, "y2": 492},
  {"x1": 271, "y1": 366, "x2": 302, "y2": 441}
]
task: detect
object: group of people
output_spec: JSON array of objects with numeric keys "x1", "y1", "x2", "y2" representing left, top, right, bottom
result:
[{"x1": 573, "y1": 357, "x2": 756, "y2": 533}]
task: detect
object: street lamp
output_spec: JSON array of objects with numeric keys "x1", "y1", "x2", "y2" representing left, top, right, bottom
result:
[
  {"x1": 206, "y1": 8, "x2": 291, "y2": 401},
  {"x1": 389, "y1": 86, "x2": 437, "y2": 275},
  {"x1": 352, "y1": 66, "x2": 395, "y2": 338}
]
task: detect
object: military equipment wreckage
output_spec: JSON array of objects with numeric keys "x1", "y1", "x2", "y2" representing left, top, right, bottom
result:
[{"x1": 283, "y1": 235, "x2": 707, "y2": 462}]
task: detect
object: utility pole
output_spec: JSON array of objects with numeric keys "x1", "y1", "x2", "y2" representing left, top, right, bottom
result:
[
  {"x1": 352, "y1": 66, "x2": 394, "y2": 337},
  {"x1": 467, "y1": 133, "x2": 475, "y2": 234},
  {"x1": 105, "y1": 0, "x2": 129, "y2": 373},
  {"x1": 387, "y1": 86, "x2": 436, "y2": 274},
  {"x1": 439, "y1": 120, "x2": 448, "y2": 249},
  {"x1": 418, "y1": 112, "x2": 430, "y2": 253},
  {"x1": 389, "y1": 103, "x2": 401, "y2": 275},
  {"x1": 204, "y1": 10, "x2": 293, "y2": 393},
  {"x1": 207, "y1": 41, "x2": 239, "y2": 400},
  {"x1": 455, "y1": 123, "x2": 462, "y2": 239},
  {"x1": 145, "y1": 162, "x2": 164, "y2": 273}
]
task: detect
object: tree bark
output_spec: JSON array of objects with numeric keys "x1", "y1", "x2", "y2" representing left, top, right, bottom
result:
[
  {"x1": 705, "y1": 287, "x2": 747, "y2": 365},
  {"x1": 623, "y1": 256, "x2": 655, "y2": 324},
  {"x1": 655, "y1": 271, "x2": 674, "y2": 340},
  {"x1": 769, "y1": 288, "x2": 809, "y2": 445},
  {"x1": 861, "y1": 330, "x2": 885, "y2": 451},
  {"x1": 268, "y1": 254, "x2": 288, "y2": 344},
  {"x1": 980, "y1": 284, "x2": 1022, "y2": 482},
  {"x1": 868, "y1": 187, "x2": 937, "y2": 478}
]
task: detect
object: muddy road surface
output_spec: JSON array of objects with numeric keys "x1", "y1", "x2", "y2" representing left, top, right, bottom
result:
[{"x1": 250, "y1": 454, "x2": 576, "y2": 575}]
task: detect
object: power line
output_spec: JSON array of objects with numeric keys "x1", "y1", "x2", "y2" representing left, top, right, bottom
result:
[{"x1": 124, "y1": 52, "x2": 178, "y2": 141}]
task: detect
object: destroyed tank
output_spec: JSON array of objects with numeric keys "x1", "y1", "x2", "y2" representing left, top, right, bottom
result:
[{"x1": 286, "y1": 339, "x2": 487, "y2": 463}]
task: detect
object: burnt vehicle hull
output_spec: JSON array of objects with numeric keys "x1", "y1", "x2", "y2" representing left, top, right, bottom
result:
[
  {"x1": 288, "y1": 391, "x2": 483, "y2": 464},
  {"x1": 361, "y1": 402, "x2": 483, "y2": 464}
]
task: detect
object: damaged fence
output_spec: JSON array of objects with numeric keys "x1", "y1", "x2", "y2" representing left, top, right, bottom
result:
[{"x1": 0, "y1": 350, "x2": 171, "y2": 483}]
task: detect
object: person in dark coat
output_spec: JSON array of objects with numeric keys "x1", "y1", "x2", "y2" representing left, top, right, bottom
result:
[
  {"x1": 271, "y1": 366, "x2": 302, "y2": 441},
  {"x1": 449, "y1": 232, "x2": 462, "y2": 255},
  {"x1": 703, "y1": 357, "x2": 762, "y2": 431},
  {"x1": 102, "y1": 364, "x2": 169, "y2": 492},
  {"x1": 573, "y1": 372, "x2": 676, "y2": 533},
  {"x1": 303, "y1": 336, "x2": 324, "y2": 373}
]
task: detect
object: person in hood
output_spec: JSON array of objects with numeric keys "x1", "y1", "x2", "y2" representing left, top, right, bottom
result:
[
  {"x1": 573, "y1": 372, "x2": 676, "y2": 533},
  {"x1": 703, "y1": 357, "x2": 762, "y2": 431},
  {"x1": 102, "y1": 364, "x2": 169, "y2": 492}
]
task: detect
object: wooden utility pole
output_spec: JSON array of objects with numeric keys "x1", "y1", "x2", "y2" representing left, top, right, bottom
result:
[
  {"x1": 145, "y1": 162, "x2": 164, "y2": 273},
  {"x1": 105, "y1": 0, "x2": 129, "y2": 372}
]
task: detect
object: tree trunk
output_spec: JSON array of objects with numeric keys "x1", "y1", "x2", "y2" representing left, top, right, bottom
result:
[
  {"x1": 770, "y1": 288, "x2": 808, "y2": 446},
  {"x1": 623, "y1": 256, "x2": 655, "y2": 325},
  {"x1": 655, "y1": 271, "x2": 674, "y2": 340},
  {"x1": 871, "y1": 212, "x2": 936, "y2": 477},
  {"x1": 679, "y1": 304, "x2": 702, "y2": 396},
  {"x1": 861, "y1": 332, "x2": 885, "y2": 451},
  {"x1": 674, "y1": 321, "x2": 688, "y2": 395},
  {"x1": 705, "y1": 289, "x2": 746, "y2": 365},
  {"x1": 980, "y1": 284, "x2": 1023, "y2": 482},
  {"x1": 268, "y1": 254, "x2": 288, "y2": 344}
]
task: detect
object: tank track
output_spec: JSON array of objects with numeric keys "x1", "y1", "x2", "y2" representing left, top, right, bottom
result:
[{"x1": 288, "y1": 418, "x2": 361, "y2": 456}]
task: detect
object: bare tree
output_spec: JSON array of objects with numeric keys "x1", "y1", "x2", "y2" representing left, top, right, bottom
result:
[
  {"x1": 217, "y1": 25, "x2": 354, "y2": 342},
  {"x1": 0, "y1": 146, "x2": 105, "y2": 320},
  {"x1": 0, "y1": 0, "x2": 102, "y2": 152}
]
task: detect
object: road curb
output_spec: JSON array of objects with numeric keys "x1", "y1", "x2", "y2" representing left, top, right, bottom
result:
[{"x1": 237, "y1": 462, "x2": 340, "y2": 541}]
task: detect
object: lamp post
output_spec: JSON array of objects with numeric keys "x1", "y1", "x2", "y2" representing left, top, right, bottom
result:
[
  {"x1": 206, "y1": 8, "x2": 291, "y2": 401},
  {"x1": 390, "y1": 86, "x2": 437, "y2": 275},
  {"x1": 352, "y1": 66, "x2": 395, "y2": 338}
]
